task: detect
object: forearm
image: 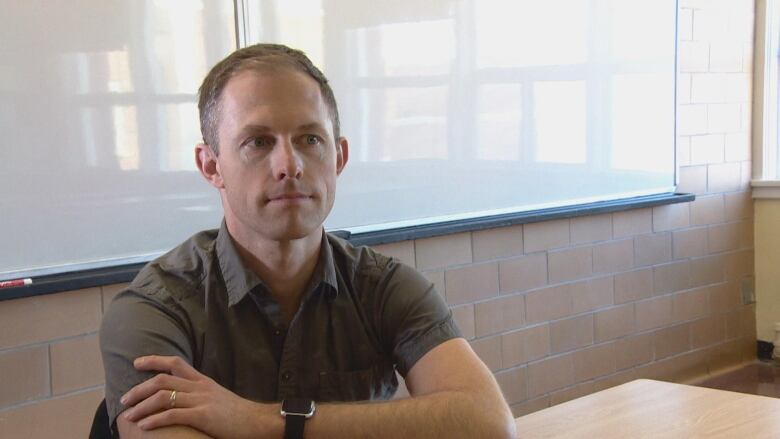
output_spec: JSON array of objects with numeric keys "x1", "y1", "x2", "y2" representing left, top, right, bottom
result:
[
  {"x1": 117, "y1": 342, "x2": 515, "y2": 439},
  {"x1": 118, "y1": 416, "x2": 215, "y2": 439},
  {"x1": 303, "y1": 390, "x2": 516, "y2": 439}
]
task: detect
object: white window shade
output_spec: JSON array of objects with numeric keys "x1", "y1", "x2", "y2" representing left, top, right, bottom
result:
[
  {"x1": 243, "y1": 0, "x2": 678, "y2": 234},
  {"x1": 0, "y1": 0, "x2": 678, "y2": 282},
  {"x1": 0, "y1": 1, "x2": 235, "y2": 280}
]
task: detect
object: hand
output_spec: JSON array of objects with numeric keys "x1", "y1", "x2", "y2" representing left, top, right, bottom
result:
[{"x1": 120, "y1": 355, "x2": 282, "y2": 439}]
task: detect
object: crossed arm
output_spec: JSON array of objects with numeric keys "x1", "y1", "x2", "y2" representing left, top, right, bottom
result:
[{"x1": 116, "y1": 338, "x2": 517, "y2": 439}]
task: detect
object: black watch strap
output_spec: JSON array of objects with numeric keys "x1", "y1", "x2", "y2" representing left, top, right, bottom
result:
[
  {"x1": 284, "y1": 414, "x2": 305, "y2": 439},
  {"x1": 281, "y1": 398, "x2": 314, "y2": 439}
]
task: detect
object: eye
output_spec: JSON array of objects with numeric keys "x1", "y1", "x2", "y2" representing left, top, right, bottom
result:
[
  {"x1": 303, "y1": 134, "x2": 322, "y2": 146},
  {"x1": 248, "y1": 136, "x2": 274, "y2": 148}
]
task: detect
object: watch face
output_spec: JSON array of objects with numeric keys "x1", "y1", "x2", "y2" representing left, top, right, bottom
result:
[{"x1": 282, "y1": 398, "x2": 315, "y2": 417}]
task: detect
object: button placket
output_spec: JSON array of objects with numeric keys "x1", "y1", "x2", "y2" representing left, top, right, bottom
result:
[{"x1": 277, "y1": 320, "x2": 300, "y2": 398}]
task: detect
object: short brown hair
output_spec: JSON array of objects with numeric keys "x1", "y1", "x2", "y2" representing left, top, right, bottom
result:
[{"x1": 198, "y1": 43, "x2": 340, "y2": 153}]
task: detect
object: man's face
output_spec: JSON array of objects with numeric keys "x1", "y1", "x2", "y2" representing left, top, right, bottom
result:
[{"x1": 203, "y1": 67, "x2": 347, "y2": 243}]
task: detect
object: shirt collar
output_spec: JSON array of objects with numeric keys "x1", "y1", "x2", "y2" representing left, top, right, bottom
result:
[
  {"x1": 317, "y1": 232, "x2": 339, "y2": 298},
  {"x1": 216, "y1": 220, "x2": 263, "y2": 307},
  {"x1": 216, "y1": 221, "x2": 339, "y2": 307}
]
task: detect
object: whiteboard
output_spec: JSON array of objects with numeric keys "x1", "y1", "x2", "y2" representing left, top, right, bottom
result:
[{"x1": 0, "y1": 0, "x2": 677, "y2": 280}]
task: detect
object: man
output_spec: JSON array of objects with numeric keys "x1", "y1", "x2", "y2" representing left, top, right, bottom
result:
[{"x1": 100, "y1": 43, "x2": 516, "y2": 439}]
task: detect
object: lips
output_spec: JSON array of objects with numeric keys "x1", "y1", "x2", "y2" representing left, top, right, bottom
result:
[{"x1": 266, "y1": 192, "x2": 312, "y2": 203}]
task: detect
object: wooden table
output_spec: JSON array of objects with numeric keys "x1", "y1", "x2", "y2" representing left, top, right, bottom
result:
[{"x1": 514, "y1": 379, "x2": 780, "y2": 438}]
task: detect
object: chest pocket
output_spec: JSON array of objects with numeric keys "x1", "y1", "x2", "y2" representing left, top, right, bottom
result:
[{"x1": 317, "y1": 360, "x2": 398, "y2": 402}]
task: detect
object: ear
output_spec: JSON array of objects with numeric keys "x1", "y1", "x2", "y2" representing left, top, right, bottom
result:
[
  {"x1": 335, "y1": 137, "x2": 349, "y2": 176},
  {"x1": 195, "y1": 143, "x2": 224, "y2": 189}
]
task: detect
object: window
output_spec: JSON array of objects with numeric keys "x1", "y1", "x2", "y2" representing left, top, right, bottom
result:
[
  {"x1": 0, "y1": 1, "x2": 234, "y2": 280},
  {"x1": 753, "y1": 0, "x2": 780, "y2": 197},
  {"x1": 1, "y1": 0, "x2": 683, "y2": 292},
  {"x1": 241, "y1": 0, "x2": 678, "y2": 234}
]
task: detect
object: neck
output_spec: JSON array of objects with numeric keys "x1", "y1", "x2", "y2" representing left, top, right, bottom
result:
[{"x1": 227, "y1": 222, "x2": 323, "y2": 320}]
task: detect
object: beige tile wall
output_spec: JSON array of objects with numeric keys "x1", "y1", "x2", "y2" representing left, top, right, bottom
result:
[
  {"x1": 0, "y1": 288, "x2": 110, "y2": 437},
  {"x1": 0, "y1": 0, "x2": 757, "y2": 436}
]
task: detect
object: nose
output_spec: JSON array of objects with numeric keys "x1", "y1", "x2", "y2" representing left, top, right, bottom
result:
[{"x1": 271, "y1": 139, "x2": 303, "y2": 180}]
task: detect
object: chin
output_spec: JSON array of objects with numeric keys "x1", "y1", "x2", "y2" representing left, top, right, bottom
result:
[{"x1": 267, "y1": 222, "x2": 321, "y2": 241}]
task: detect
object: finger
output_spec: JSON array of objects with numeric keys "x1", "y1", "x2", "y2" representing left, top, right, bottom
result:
[
  {"x1": 134, "y1": 355, "x2": 201, "y2": 380},
  {"x1": 124, "y1": 389, "x2": 191, "y2": 422},
  {"x1": 137, "y1": 407, "x2": 201, "y2": 431},
  {"x1": 121, "y1": 373, "x2": 194, "y2": 407}
]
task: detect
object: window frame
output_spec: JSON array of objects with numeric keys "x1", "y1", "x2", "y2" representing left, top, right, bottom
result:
[{"x1": 753, "y1": 0, "x2": 780, "y2": 197}]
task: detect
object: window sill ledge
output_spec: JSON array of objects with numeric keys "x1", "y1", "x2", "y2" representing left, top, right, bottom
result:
[
  {"x1": 340, "y1": 192, "x2": 694, "y2": 246},
  {"x1": 2, "y1": 192, "x2": 694, "y2": 301},
  {"x1": 752, "y1": 180, "x2": 780, "y2": 199}
]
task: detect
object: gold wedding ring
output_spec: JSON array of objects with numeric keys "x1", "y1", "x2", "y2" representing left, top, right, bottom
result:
[{"x1": 169, "y1": 390, "x2": 177, "y2": 408}]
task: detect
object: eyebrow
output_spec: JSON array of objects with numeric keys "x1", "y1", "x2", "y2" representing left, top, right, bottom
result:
[
  {"x1": 238, "y1": 124, "x2": 272, "y2": 134},
  {"x1": 297, "y1": 122, "x2": 329, "y2": 133},
  {"x1": 238, "y1": 123, "x2": 327, "y2": 134}
]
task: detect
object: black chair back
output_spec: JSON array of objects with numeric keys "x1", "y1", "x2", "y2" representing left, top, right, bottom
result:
[{"x1": 88, "y1": 399, "x2": 112, "y2": 439}]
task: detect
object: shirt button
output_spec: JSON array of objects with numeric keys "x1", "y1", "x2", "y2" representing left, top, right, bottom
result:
[{"x1": 281, "y1": 371, "x2": 292, "y2": 382}]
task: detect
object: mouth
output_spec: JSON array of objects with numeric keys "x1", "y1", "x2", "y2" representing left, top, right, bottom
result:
[{"x1": 266, "y1": 192, "x2": 312, "y2": 204}]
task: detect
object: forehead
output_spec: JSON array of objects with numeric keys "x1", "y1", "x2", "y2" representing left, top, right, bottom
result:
[
  {"x1": 218, "y1": 67, "x2": 331, "y2": 135},
  {"x1": 223, "y1": 67, "x2": 324, "y2": 113}
]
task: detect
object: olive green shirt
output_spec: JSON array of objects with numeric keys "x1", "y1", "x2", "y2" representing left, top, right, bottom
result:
[{"x1": 100, "y1": 222, "x2": 461, "y2": 429}]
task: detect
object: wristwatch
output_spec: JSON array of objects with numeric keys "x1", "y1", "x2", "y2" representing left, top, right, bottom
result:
[{"x1": 280, "y1": 398, "x2": 316, "y2": 439}]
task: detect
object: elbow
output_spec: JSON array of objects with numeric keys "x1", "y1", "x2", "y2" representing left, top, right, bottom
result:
[
  {"x1": 490, "y1": 397, "x2": 517, "y2": 439},
  {"x1": 452, "y1": 402, "x2": 516, "y2": 439},
  {"x1": 473, "y1": 414, "x2": 516, "y2": 439},
  {"x1": 473, "y1": 403, "x2": 516, "y2": 439},
  {"x1": 504, "y1": 417, "x2": 519, "y2": 439},
  {"x1": 495, "y1": 409, "x2": 517, "y2": 439}
]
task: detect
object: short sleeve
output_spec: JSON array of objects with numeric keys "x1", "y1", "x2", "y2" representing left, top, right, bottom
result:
[
  {"x1": 376, "y1": 261, "x2": 462, "y2": 377},
  {"x1": 99, "y1": 288, "x2": 194, "y2": 430}
]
